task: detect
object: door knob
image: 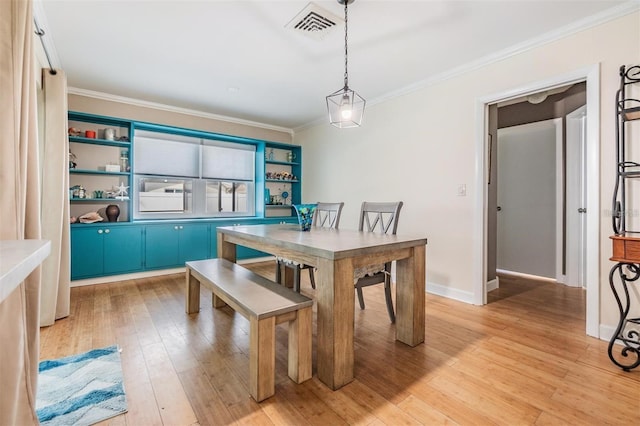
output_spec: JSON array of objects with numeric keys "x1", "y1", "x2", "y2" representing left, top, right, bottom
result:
[
  {"x1": 578, "y1": 208, "x2": 587, "y2": 213},
  {"x1": 497, "y1": 206, "x2": 502, "y2": 212}
]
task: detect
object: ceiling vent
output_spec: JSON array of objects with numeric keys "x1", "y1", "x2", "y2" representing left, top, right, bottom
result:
[{"x1": 286, "y1": 2, "x2": 342, "y2": 41}]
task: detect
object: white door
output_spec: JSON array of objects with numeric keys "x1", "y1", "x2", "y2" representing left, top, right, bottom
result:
[
  {"x1": 497, "y1": 119, "x2": 560, "y2": 279},
  {"x1": 565, "y1": 105, "x2": 587, "y2": 288}
]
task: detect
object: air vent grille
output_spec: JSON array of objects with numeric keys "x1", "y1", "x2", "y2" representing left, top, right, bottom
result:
[{"x1": 286, "y1": 2, "x2": 342, "y2": 41}]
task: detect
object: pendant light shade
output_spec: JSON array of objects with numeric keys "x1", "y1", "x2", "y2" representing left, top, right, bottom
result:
[
  {"x1": 326, "y1": 87, "x2": 365, "y2": 128},
  {"x1": 326, "y1": 0, "x2": 365, "y2": 128}
]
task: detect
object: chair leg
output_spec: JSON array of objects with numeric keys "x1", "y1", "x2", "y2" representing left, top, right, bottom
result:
[
  {"x1": 309, "y1": 268, "x2": 316, "y2": 289},
  {"x1": 356, "y1": 285, "x2": 366, "y2": 310},
  {"x1": 384, "y1": 278, "x2": 396, "y2": 323},
  {"x1": 275, "y1": 260, "x2": 282, "y2": 284},
  {"x1": 293, "y1": 265, "x2": 301, "y2": 293}
]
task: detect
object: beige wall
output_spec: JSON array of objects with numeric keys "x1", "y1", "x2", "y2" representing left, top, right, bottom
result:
[
  {"x1": 68, "y1": 94, "x2": 293, "y2": 144},
  {"x1": 295, "y1": 11, "x2": 640, "y2": 334}
]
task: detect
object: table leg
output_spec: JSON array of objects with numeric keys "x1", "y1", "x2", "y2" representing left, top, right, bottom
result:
[
  {"x1": 315, "y1": 257, "x2": 354, "y2": 390},
  {"x1": 395, "y1": 245, "x2": 425, "y2": 346},
  {"x1": 217, "y1": 232, "x2": 236, "y2": 263},
  {"x1": 185, "y1": 267, "x2": 201, "y2": 314}
]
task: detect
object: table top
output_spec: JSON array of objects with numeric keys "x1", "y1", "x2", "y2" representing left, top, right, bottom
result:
[
  {"x1": 218, "y1": 224, "x2": 427, "y2": 260},
  {"x1": 0, "y1": 239, "x2": 51, "y2": 304}
]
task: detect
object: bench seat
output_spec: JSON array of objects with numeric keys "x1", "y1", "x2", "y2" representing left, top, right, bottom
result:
[{"x1": 185, "y1": 258, "x2": 313, "y2": 402}]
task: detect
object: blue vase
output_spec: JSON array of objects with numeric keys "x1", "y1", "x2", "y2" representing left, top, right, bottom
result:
[{"x1": 293, "y1": 204, "x2": 317, "y2": 231}]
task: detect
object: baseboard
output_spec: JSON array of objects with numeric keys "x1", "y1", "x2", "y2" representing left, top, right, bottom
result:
[
  {"x1": 487, "y1": 277, "x2": 499, "y2": 292},
  {"x1": 496, "y1": 268, "x2": 556, "y2": 283},
  {"x1": 71, "y1": 267, "x2": 186, "y2": 287},
  {"x1": 70, "y1": 256, "x2": 276, "y2": 287},
  {"x1": 426, "y1": 281, "x2": 475, "y2": 304},
  {"x1": 599, "y1": 324, "x2": 617, "y2": 342}
]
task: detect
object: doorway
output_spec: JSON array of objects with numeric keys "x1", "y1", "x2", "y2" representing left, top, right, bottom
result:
[
  {"x1": 473, "y1": 65, "x2": 600, "y2": 337},
  {"x1": 496, "y1": 118, "x2": 562, "y2": 281}
]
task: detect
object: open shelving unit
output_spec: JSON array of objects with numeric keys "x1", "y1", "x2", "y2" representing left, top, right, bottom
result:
[
  {"x1": 68, "y1": 112, "x2": 132, "y2": 222},
  {"x1": 264, "y1": 144, "x2": 301, "y2": 218}
]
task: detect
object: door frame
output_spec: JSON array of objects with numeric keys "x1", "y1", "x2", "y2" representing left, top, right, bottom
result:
[
  {"x1": 473, "y1": 64, "x2": 600, "y2": 337},
  {"x1": 565, "y1": 105, "x2": 588, "y2": 288}
]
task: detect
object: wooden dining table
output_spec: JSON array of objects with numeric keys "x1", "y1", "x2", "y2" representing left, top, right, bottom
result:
[{"x1": 216, "y1": 224, "x2": 427, "y2": 390}]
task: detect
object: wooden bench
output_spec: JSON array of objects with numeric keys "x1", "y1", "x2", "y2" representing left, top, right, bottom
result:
[{"x1": 185, "y1": 258, "x2": 313, "y2": 402}]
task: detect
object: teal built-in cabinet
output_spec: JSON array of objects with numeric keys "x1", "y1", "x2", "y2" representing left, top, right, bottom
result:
[
  {"x1": 145, "y1": 223, "x2": 210, "y2": 270},
  {"x1": 68, "y1": 111, "x2": 301, "y2": 281},
  {"x1": 71, "y1": 224, "x2": 143, "y2": 279}
]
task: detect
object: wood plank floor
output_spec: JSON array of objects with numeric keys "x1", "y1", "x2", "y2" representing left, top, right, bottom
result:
[{"x1": 40, "y1": 264, "x2": 640, "y2": 425}]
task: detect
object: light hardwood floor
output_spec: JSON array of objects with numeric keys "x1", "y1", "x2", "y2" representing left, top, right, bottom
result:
[{"x1": 40, "y1": 264, "x2": 640, "y2": 425}]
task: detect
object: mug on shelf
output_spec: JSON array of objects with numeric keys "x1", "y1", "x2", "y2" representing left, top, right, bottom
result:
[
  {"x1": 85, "y1": 130, "x2": 96, "y2": 138},
  {"x1": 104, "y1": 128, "x2": 115, "y2": 140}
]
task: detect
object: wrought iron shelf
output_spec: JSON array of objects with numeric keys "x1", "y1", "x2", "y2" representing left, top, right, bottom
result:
[
  {"x1": 609, "y1": 64, "x2": 640, "y2": 372},
  {"x1": 608, "y1": 261, "x2": 640, "y2": 371},
  {"x1": 622, "y1": 105, "x2": 640, "y2": 121}
]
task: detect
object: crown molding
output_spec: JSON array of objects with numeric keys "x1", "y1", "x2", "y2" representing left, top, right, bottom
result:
[
  {"x1": 296, "y1": 0, "x2": 640, "y2": 132},
  {"x1": 372, "y1": 1, "x2": 639, "y2": 106},
  {"x1": 67, "y1": 87, "x2": 294, "y2": 135}
]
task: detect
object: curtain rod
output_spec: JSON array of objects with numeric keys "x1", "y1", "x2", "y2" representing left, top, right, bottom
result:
[{"x1": 33, "y1": 19, "x2": 57, "y2": 75}]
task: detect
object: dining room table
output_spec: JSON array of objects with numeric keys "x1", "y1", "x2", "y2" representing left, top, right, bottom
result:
[{"x1": 216, "y1": 223, "x2": 427, "y2": 390}]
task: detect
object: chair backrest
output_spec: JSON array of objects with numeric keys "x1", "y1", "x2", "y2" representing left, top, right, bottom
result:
[
  {"x1": 358, "y1": 201, "x2": 403, "y2": 235},
  {"x1": 313, "y1": 202, "x2": 344, "y2": 229}
]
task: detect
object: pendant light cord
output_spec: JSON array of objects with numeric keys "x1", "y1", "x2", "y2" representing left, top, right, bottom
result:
[{"x1": 343, "y1": 1, "x2": 349, "y2": 89}]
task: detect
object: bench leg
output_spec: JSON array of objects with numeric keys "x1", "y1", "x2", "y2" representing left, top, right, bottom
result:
[
  {"x1": 249, "y1": 316, "x2": 276, "y2": 402},
  {"x1": 185, "y1": 268, "x2": 201, "y2": 314},
  {"x1": 212, "y1": 294, "x2": 227, "y2": 308},
  {"x1": 288, "y1": 306, "x2": 312, "y2": 383}
]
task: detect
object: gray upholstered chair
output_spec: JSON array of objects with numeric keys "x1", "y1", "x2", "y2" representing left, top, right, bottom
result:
[
  {"x1": 354, "y1": 201, "x2": 403, "y2": 323},
  {"x1": 276, "y1": 202, "x2": 344, "y2": 292}
]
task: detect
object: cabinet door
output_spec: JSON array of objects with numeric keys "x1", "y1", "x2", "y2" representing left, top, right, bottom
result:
[
  {"x1": 103, "y1": 226, "x2": 143, "y2": 275},
  {"x1": 178, "y1": 223, "x2": 209, "y2": 264},
  {"x1": 145, "y1": 225, "x2": 180, "y2": 269},
  {"x1": 71, "y1": 227, "x2": 105, "y2": 279}
]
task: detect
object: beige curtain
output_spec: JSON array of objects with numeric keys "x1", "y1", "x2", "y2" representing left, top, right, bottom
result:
[
  {"x1": 0, "y1": 0, "x2": 43, "y2": 424},
  {"x1": 40, "y1": 70, "x2": 70, "y2": 326}
]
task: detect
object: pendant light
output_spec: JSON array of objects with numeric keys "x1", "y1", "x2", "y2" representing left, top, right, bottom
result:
[{"x1": 326, "y1": 0, "x2": 365, "y2": 128}]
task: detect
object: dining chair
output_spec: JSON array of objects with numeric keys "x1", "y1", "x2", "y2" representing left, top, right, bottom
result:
[
  {"x1": 276, "y1": 201, "x2": 344, "y2": 292},
  {"x1": 354, "y1": 201, "x2": 403, "y2": 323}
]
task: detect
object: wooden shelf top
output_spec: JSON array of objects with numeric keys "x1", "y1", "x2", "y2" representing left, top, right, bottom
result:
[{"x1": 611, "y1": 234, "x2": 640, "y2": 263}]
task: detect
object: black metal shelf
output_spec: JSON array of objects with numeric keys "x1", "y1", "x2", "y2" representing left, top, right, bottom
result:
[
  {"x1": 609, "y1": 64, "x2": 640, "y2": 372},
  {"x1": 622, "y1": 105, "x2": 640, "y2": 121}
]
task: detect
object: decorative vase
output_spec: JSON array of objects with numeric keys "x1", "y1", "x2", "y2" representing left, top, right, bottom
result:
[
  {"x1": 106, "y1": 204, "x2": 120, "y2": 222},
  {"x1": 293, "y1": 204, "x2": 317, "y2": 231}
]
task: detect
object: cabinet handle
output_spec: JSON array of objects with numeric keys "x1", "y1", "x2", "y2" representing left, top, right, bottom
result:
[
  {"x1": 97, "y1": 229, "x2": 103, "y2": 234},
  {"x1": 179, "y1": 226, "x2": 184, "y2": 230},
  {"x1": 174, "y1": 226, "x2": 179, "y2": 230},
  {"x1": 104, "y1": 229, "x2": 110, "y2": 234}
]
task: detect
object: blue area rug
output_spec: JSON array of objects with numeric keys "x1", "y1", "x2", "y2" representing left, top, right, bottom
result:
[{"x1": 36, "y1": 345, "x2": 127, "y2": 426}]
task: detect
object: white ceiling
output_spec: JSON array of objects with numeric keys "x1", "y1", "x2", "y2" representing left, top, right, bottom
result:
[{"x1": 36, "y1": 0, "x2": 632, "y2": 130}]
